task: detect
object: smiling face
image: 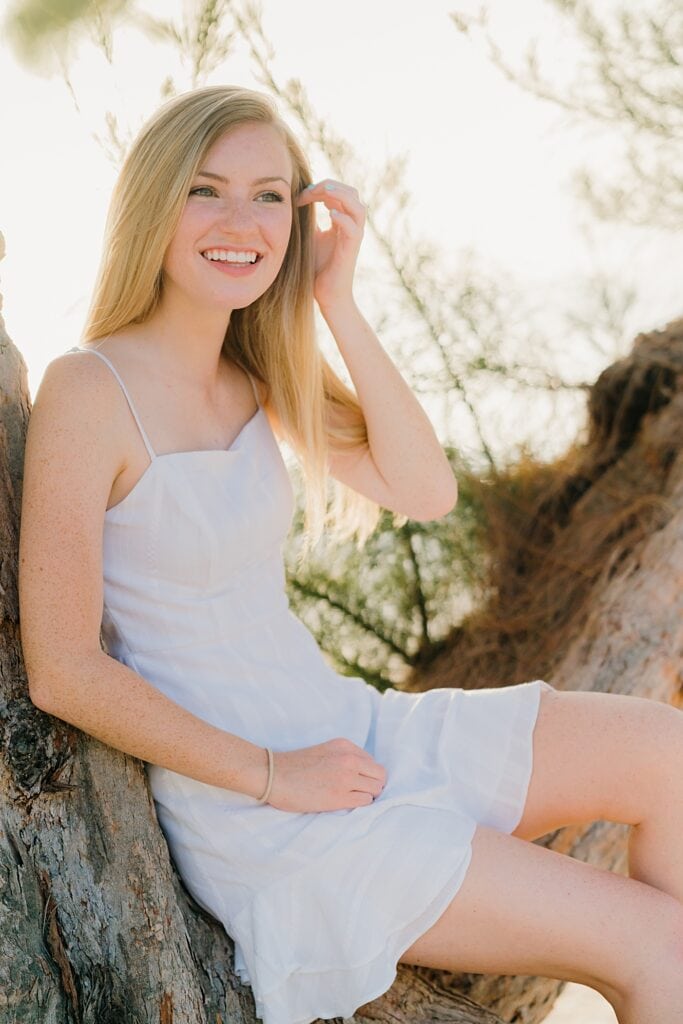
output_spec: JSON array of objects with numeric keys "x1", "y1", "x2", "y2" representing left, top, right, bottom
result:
[{"x1": 161, "y1": 121, "x2": 294, "y2": 313}]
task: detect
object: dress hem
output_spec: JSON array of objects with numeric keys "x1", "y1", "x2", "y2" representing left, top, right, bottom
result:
[{"x1": 237, "y1": 829, "x2": 476, "y2": 1024}]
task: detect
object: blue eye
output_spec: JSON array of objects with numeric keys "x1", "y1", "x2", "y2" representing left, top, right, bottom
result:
[{"x1": 189, "y1": 187, "x2": 285, "y2": 202}]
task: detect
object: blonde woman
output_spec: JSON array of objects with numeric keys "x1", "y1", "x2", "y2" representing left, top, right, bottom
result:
[{"x1": 18, "y1": 85, "x2": 683, "y2": 1024}]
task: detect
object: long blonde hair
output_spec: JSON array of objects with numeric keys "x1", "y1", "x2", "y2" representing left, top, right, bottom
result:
[{"x1": 82, "y1": 84, "x2": 389, "y2": 553}]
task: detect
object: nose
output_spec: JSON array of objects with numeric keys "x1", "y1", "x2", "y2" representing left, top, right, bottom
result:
[{"x1": 216, "y1": 196, "x2": 257, "y2": 232}]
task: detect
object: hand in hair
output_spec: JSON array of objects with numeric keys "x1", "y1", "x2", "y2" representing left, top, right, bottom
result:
[{"x1": 295, "y1": 179, "x2": 366, "y2": 311}]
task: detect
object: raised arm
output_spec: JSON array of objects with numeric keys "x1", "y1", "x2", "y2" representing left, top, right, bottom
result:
[
  {"x1": 321, "y1": 300, "x2": 459, "y2": 521},
  {"x1": 295, "y1": 179, "x2": 458, "y2": 521}
]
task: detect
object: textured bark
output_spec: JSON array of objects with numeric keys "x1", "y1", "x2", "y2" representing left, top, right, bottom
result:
[{"x1": 2, "y1": 226, "x2": 681, "y2": 1024}]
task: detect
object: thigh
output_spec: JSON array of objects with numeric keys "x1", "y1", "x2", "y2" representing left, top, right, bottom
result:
[
  {"x1": 513, "y1": 685, "x2": 683, "y2": 841},
  {"x1": 398, "y1": 823, "x2": 681, "y2": 1006}
]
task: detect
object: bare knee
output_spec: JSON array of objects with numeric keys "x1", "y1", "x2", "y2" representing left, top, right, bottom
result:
[
  {"x1": 645, "y1": 699, "x2": 683, "y2": 804},
  {"x1": 621, "y1": 697, "x2": 683, "y2": 829},
  {"x1": 515, "y1": 688, "x2": 683, "y2": 840},
  {"x1": 620, "y1": 900, "x2": 683, "y2": 1012}
]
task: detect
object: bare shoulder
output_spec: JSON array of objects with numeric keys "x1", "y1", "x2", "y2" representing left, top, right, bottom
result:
[
  {"x1": 26, "y1": 350, "x2": 129, "y2": 483},
  {"x1": 19, "y1": 350, "x2": 133, "y2": 697},
  {"x1": 21, "y1": 348, "x2": 134, "y2": 545}
]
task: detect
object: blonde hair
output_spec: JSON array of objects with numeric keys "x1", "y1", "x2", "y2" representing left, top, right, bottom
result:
[{"x1": 82, "y1": 84, "x2": 388, "y2": 554}]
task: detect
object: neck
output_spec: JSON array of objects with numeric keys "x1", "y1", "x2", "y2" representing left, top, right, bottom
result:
[{"x1": 134, "y1": 289, "x2": 234, "y2": 389}]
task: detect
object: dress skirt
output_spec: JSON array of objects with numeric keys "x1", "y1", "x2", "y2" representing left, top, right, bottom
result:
[{"x1": 148, "y1": 677, "x2": 552, "y2": 1024}]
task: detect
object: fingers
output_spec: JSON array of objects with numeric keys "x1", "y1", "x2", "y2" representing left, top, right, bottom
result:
[
  {"x1": 359, "y1": 764, "x2": 387, "y2": 785},
  {"x1": 352, "y1": 777, "x2": 384, "y2": 801},
  {"x1": 358, "y1": 762, "x2": 387, "y2": 798},
  {"x1": 338, "y1": 744, "x2": 386, "y2": 799},
  {"x1": 295, "y1": 178, "x2": 366, "y2": 230}
]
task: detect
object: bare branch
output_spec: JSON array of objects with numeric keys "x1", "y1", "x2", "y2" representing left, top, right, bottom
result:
[{"x1": 450, "y1": 1, "x2": 683, "y2": 229}]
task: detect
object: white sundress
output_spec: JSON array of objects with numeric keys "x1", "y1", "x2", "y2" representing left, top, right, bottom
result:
[{"x1": 66, "y1": 345, "x2": 550, "y2": 1024}]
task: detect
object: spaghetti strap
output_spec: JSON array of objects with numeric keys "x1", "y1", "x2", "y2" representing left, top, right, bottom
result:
[{"x1": 66, "y1": 346, "x2": 156, "y2": 460}]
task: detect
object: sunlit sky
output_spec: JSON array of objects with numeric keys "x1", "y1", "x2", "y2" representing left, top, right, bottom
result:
[{"x1": 0, "y1": 0, "x2": 681, "y2": 462}]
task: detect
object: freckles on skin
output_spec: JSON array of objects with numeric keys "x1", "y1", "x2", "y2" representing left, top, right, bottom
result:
[{"x1": 160, "y1": 126, "x2": 299, "y2": 302}]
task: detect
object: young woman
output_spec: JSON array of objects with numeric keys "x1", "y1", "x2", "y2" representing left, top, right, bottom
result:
[{"x1": 18, "y1": 85, "x2": 683, "y2": 1024}]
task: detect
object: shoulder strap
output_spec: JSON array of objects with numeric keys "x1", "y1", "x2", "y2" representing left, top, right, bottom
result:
[{"x1": 66, "y1": 346, "x2": 156, "y2": 459}]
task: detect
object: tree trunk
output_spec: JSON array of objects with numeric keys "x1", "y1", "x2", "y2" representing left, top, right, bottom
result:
[{"x1": 2, "y1": 228, "x2": 681, "y2": 1023}]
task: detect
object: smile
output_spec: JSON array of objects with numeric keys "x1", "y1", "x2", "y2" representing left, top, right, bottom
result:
[{"x1": 201, "y1": 249, "x2": 263, "y2": 264}]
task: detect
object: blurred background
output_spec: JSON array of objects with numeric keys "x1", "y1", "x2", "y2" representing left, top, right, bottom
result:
[{"x1": 3, "y1": 1, "x2": 680, "y2": 1019}]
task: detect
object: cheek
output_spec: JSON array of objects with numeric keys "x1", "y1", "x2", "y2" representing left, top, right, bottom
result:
[
  {"x1": 162, "y1": 220, "x2": 204, "y2": 278},
  {"x1": 162, "y1": 207, "x2": 209, "y2": 264},
  {"x1": 277, "y1": 218, "x2": 294, "y2": 267},
  {"x1": 162, "y1": 224, "x2": 188, "y2": 267},
  {"x1": 270, "y1": 208, "x2": 293, "y2": 251},
  {"x1": 161, "y1": 243, "x2": 189, "y2": 283}
]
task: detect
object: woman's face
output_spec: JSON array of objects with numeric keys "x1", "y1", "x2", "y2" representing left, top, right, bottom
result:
[{"x1": 162, "y1": 121, "x2": 295, "y2": 312}]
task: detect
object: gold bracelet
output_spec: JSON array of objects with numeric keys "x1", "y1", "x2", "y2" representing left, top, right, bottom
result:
[{"x1": 255, "y1": 746, "x2": 274, "y2": 805}]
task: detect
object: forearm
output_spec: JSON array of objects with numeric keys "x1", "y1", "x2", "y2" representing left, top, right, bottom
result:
[
  {"x1": 320, "y1": 299, "x2": 457, "y2": 510},
  {"x1": 28, "y1": 652, "x2": 269, "y2": 798}
]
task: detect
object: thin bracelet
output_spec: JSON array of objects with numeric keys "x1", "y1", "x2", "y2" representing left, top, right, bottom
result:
[{"x1": 255, "y1": 746, "x2": 274, "y2": 805}]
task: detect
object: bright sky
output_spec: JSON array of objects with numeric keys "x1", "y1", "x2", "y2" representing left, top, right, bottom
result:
[{"x1": 0, "y1": 0, "x2": 680, "y2": 463}]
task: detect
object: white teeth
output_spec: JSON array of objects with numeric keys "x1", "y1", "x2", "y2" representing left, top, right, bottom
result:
[{"x1": 202, "y1": 249, "x2": 259, "y2": 264}]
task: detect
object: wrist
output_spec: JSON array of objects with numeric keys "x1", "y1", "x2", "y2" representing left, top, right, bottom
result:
[
  {"x1": 254, "y1": 746, "x2": 275, "y2": 804},
  {"x1": 317, "y1": 294, "x2": 358, "y2": 325},
  {"x1": 237, "y1": 741, "x2": 270, "y2": 799}
]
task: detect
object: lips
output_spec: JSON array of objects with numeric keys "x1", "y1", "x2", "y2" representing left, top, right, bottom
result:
[
  {"x1": 200, "y1": 252, "x2": 263, "y2": 276},
  {"x1": 200, "y1": 250, "x2": 263, "y2": 263}
]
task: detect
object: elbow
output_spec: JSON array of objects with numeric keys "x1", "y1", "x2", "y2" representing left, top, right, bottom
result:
[
  {"x1": 419, "y1": 455, "x2": 458, "y2": 520},
  {"x1": 21, "y1": 646, "x2": 56, "y2": 711},
  {"x1": 22, "y1": 644, "x2": 100, "y2": 716},
  {"x1": 411, "y1": 479, "x2": 458, "y2": 522},
  {"x1": 23, "y1": 655, "x2": 72, "y2": 716},
  {"x1": 441, "y1": 475, "x2": 459, "y2": 515},
  {"x1": 25, "y1": 671, "x2": 58, "y2": 714},
  {"x1": 28, "y1": 680, "x2": 75, "y2": 723}
]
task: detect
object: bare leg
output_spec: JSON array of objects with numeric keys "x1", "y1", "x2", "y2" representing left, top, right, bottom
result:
[
  {"x1": 399, "y1": 823, "x2": 683, "y2": 1017},
  {"x1": 626, "y1": 701, "x2": 683, "y2": 902},
  {"x1": 399, "y1": 686, "x2": 683, "y2": 1019},
  {"x1": 514, "y1": 687, "x2": 683, "y2": 904}
]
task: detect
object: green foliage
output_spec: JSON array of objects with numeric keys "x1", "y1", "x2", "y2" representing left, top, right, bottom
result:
[
  {"x1": 283, "y1": 452, "x2": 488, "y2": 689},
  {"x1": 3, "y1": 0, "x2": 128, "y2": 68}
]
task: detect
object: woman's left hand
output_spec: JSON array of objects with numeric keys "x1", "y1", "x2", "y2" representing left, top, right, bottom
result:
[{"x1": 295, "y1": 179, "x2": 366, "y2": 311}]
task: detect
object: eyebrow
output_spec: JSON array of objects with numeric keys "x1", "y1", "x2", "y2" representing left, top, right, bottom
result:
[{"x1": 196, "y1": 171, "x2": 291, "y2": 186}]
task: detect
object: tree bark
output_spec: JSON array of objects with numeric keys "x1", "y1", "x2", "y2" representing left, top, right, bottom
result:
[{"x1": 2, "y1": 228, "x2": 681, "y2": 1023}]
